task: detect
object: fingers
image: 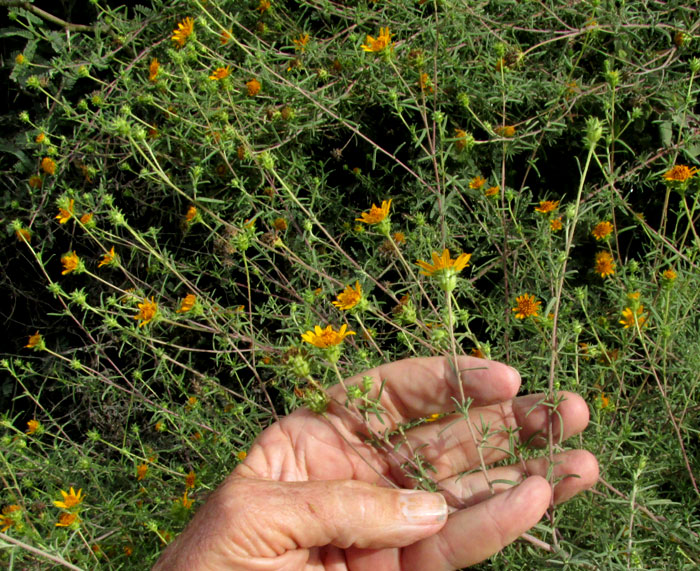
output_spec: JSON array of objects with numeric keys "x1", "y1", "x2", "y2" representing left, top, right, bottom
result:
[
  {"x1": 156, "y1": 476, "x2": 449, "y2": 570},
  {"x1": 403, "y1": 476, "x2": 552, "y2": 570},
  {"x1": 327, "y1": 356, "x2": 521, "y2": 432},
  {"x1": 391, "y1": 391, "x2": 590, "y2": 483},
  {"x1": 439, "y1": 449, "x2": 599, "y2": 508}
]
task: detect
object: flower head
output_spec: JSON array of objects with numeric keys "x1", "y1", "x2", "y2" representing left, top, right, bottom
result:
[
  {"x1": 185, "y1": 471, "x2": 196, "y2": 489},
  {"x1": 495, "y1": 125, "x2": 516, "y2": 137},
  {"x1": 209, "y1": 66, "x2": 230, "y2": 80},
  {"x1": 416, "y1": 248, "x2": 471, "y2": 276},
  {"x1": 246, "y1": 78, "x2": 261, "y2": 96},
  {"x1": 594, "y1": 251, "x2": 616, "y2": 278},
  {"x1": 361, "y1": 27, "x2": 394, "y2": 53},
  {"x1": 28, "y1": 175, "x2": 42, "y2": 188},
  {"x1": 301, "y1": 324, "x2": 355, "y2": 348},
  {"x1": 80, "y1": 212, "x2": 94, "y2": 225},
  {"x1": 355, "y1": 199, "x2": 391, "y2": 224},
  {"x1": 512, "y1": 294, "x2": 541, "y2": 319},
  {"x1": 53, "y1": 487, "x2": 84, "y2": 510},
  {"x1": 257, "y1": 0, "x2": 271, "y2": 13},
  {"x1": 293, "y1": 33, "x2": 310, "y2": 52},
  {"x1": 56, "y1": 512, "x2": 79, "y2": 527},
  {"x1": 663, "y1": 164, "x2": 698, "y2": 183},
  {"x1": 136, "y1": 464, "x2": 148, "y2": 481},
  {"x1": 332, "y1": 281, "x2": 362, "y2": 310},
  {"x1": 535, "y1": 200, "x2": 559, "y2": 214},
  {"x1": 56, "y1": 199, "x2": 74, "y2": 224},
  {"x1": 25, "y1": 331, "x2": 43, "y2": 349},
  {"x1": 61, "y1": 251, "x2": 81, "y2": 275},
  {"x1": 41, "y1": 157, "x2": 56, "y2": 175},
  {"x1": 620, "y1": 306, "x2": 647, "y2": 329},
  {"x1": 179, "y1": 491, "x2": 193, "y2": 509},
  {"x1": 98, "y1": 247, "x2": 116, "y2": 268},
  {"x1": 662, "y1": 268, "x2": 677, "y2": 281},
  {"x1": 550, "y1": 217, "x2": 563, "y2": 231},
  {"x1": 134, "y1": 297, "x2": 158, "y2": 327},
  {"x1": 1, "y1": 505, "x2": 21, "y2": 532},
  {"x1": 26, "y1": 420, "x2": 40, "y2": 435},
  {"x1": 485, "y1": 185, "x2": 499, "y2": 198},
  {"x1": 592, "y1": 221, "x2": 613, "y2": 240},
  {"x1": 176, "y1": 294, "x2": 196, "y2": 313},
  {"x1": 469, "y1": 176, "x2": 486, "y2": 190},
  {"x1": 418, "y1": 72, "x2": 432, "y2": 92},
  {"x1": 15, "y1": 228, "x2": 31, "y2": 243},
  {"x1": 149, "y1": 58, "x2": 159, "y2": 82},
  {"x1": 172, "y1": 17, "x2": 194, "y2": 48},
  {"x1": 220, "y1": 29, "x2": 233, "y2": 44}
]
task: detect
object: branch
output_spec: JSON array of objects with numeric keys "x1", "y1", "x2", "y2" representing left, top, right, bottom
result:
[{"x1": 1, "y1": 1, "x2": 96, "y2": 33}]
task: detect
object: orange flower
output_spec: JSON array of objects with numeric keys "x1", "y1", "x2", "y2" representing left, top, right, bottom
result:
[
  {"x1": 61, "y1": 251, "x2": 80, "y2": 275},
  {"x1": 41, "y1": 157, "x2": 56, "y2": 175},
  {"x1": 256, "y1": 0, "x2": 271, "y2": 13},
  {"x1": 28, "y1": 175, "x2": 42, "y2": 188},
  {"x1": 273, "y1": 217, "x2": 287, "y2": 231},
  {"x1": 26, "y1": 420, "x2": 40, "y2": 435},
  {"x1": 301, "y1": 324, "x2": 355, "y2": 348},
  {"x1": 56, "y1": 199, "x2": 74, "y2": 224},
  {"x1": 592, "y1": 221, "x2": 613, "y2": 240},
  {"x1": 246, "y1": 78, "x2": 261, "y2": 96},
  {"x1": 393, "y1": 231, "x2": 406, "y2": 244},
  {"x1": 293, "y1": 33, "x2": 310, "y2": 52},
  {"x1": 418, "y1": 72, "x2": 432, "y2": 92},
  {"x1": 176, "y1": 294, "x2": 196, "y2": 313},
  {"x1": 663, "y1": 164, "x2": 698, "y2": 182},
  {"x1": 35, "y1": 132, "x2": 45, "y2": 144},
  {"x1": 237, "y1": 450, "x2": 247, "y2": 461},
  {"x1": 662, "y1": 268, "x2": 677, "y2": 281},
  {"x1": 185, "y1": 471, "x2": 196, "y2": 489},
  {"x1": 454, "y1": 128, "x2": 469, "y2": 151},
  {"x1": 594, "y1": 251, "x2": 615, "y2": 278},
  {"x1": 15, "y1": 228, "x2": 31, "y2": 242},
  {"x1": 550, "y1": 217, "x2": 563, "y2": 231},
  {"x1": 495, "y1": 125, "x2": 516, "y2": 137},
  {"x1": 98, "y1": 247, "x2": 116, "y2": 268},
  {"x1": 415, "y1": 249, "x2": 471, "y2": 276},
  {"x1": 179, "y1": 491, "x2": 193, "y2": 509},
  {"x1": 172, "y1": 17, "x2": 194, "y2": 48},
  {"x1": 80, "y1": 213, "x2": 93, "y2": 225},
  {"x1": 136, "y1": 464, "x2": 148, "y2": 481},
  {"x1": 134, "y1": 297, "x2": 158, "y2": 327},
  {"x1": 56, "y1": 512, "x2": 79, "y2": 527},
  {"x1": 25, "y1": 331, "x2": 42, "y2": 349},
  {"x1": 512, "y1": 294, "x2": 541, "y2": 319},
  {"x1": 209, "y1": 66, "x2": 230, "y2": 80},
  {"x1": 149, "y1": 58, "x2": 159, "y2": 82},
  {"x1": 469, "y1": 176, "x2": 486, "y2": 190},
  {"x1": 485, "y1": 186, "x2": 499, "y2": 198},
  {"x1": 355, "y1": 199, "x2": 391, "y2": 224},
  {"x1": 220, "y1": 29, "x2": 233, "y2": 44},
  {"x1": 332, "y1": 281, "x2": 362, "y2": 310},
  {"x1": 534, "y1": 200, "x2": 559, "y2": 213},
  {"x1": 1, "y1": 505, "x2": 21, "y2": 532},
  {"x1": 361, "y1": 27, "x2": 394, "y2": 52}
]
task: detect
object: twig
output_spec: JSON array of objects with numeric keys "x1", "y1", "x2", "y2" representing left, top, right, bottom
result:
[
  {"x1": 1, "y1": 1, "x2": 96, "y2": 33},
  {"x1": 0, "y1": 532, "x2": 83, "y2": 570}
]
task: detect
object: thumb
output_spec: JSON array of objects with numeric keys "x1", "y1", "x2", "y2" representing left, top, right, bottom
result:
[{"x1": 239, "y1": 478, "x2": 448, "y2": 551}]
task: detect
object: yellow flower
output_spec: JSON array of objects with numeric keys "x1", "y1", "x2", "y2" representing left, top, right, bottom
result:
[
  {"x1": 512, "y1": 294, "x2": 541, "y2": 319},
  {"x1": 15, "y1": 228, "x2": 31, "y2": 242},
  {"x1": 15, "y1": 53, "x2": 25, "y2": 65},
  {"x1": 134, "y1": 297, "x2": 158, "y2": 327},
  {"x1": 56, "y1": 512, "x2": 79, "y2": 527},
  {"x1": 172, "y1": 17, "x2": 194, "y2": 48},
  {"x1": 550, "y1": 217, "x2": 563, "y2": 231},
  {"x1": 415, "y1": 248, "x2": 471, "y2": 276},
  {"x1": 41, "y1": 157, "x2": 56, "y2": 175},
  {"x1": 28, "y1": 175, "x2": 42, "y2": 188},
  {"x1": 36, "y1": 132, "x2": 45, "y2": 144},
  {"x1": 301, "y1": 324, "x2": 355, "y2": 348},
  {"x1": 56, "y1": 199, "x2": 74, "y2": 224},
  {"x1": 98, "y1": 247, "x2": 116, "y2": 268},
  {"x1": 663, "y1": 164, "x2": 698, "y2": 182},
  {"x1": 495, "y1": 125, "x2": 516, "y2": 137},
  {"x1": 257, "y1": 0, "x2": 271, "y2": 13},
  {"x1": 185, "y1": 471, "x2": 196, "y2": 489},
  {"x1": 80, "y1": 212, "x2": 94, "y2": 225},
  {"x1": 237, "y1": 450, "x2": 247, "y2": 461},
  {"x1": 26, "y1": 420, "x2": 40, "y2": 435},
  {"x1": 220, "y1": 29, "x2": 233, "y2": 44},
  {"x1": 149, "y1": 58, "x2": 159, "y2": 82},
  {"x1": 209, "y1": 66, "x2": 230, "y2": 80},
  {"x1": 61, "y1": 251, "x2": 80, "y2": 275},
  {"x1": 592, "y1": 221, "x2": 613, "y2": 240},
  {"x1": 25, "y1": 331, "x2": 43, "y2": 349},
  {"x1": 332, "y1": 281, "x2": 362, "y2": 310},
  {"x1": 418, "y1": 72, "x2": 432, "y2": 92},
  {"x1": 293, "y1": 33, "x2": 310, "y2": 52},
  {"x1": 454, "y1": 128, "x2": 469, "y2": 151},
  {"x1": 469, "y1": 176, "x2": 486, "y2": 190},
  {"x1": 246, "y1": 78, "x2": 261, "y2": 96},
  {"x1": 662, "y1": 268, "x2": 677, "y2": 280},
  {"x1": 355, "y1": 199, "x2": 391, "y2": 224},
  {"x1": 53, "y1": 487, "x2": 84, "y2": 509},
  {"x1": 535, "y1": 200, "x2": 559, "y2": 213},
  {"x1": 179, "y1": 491, "x2": 193, "y2": 509},
  {"x1": 594, "y1": 251, "x2": 616, "y2": 278},
  {"x1": 620, "y1": 306, "x2": 647, "y2": 329},
  {"x1": 485, "y1": 186, "x2": 499, "y2": 198},
  {"x1": 184, "y1": 205, "x2": 197, "y2": 224},
  {"x1": 1, "y1": 505, "x2": 21, "y2": 532},
  {"x1": 393, "y1": 231, "x2": 406, "y2": 244},
  {"x1": 361, "y1": 27, "x2": 394, "y2": 52},
  {"x1": 136, "y1": 464, "x2": 148, "y2": 481},
  {"x1": 176, "y1": 294, "x2": 196, "y2": 313},
  {"x1": 274, "y1": 217, "x2": 288, "y2": 231}
]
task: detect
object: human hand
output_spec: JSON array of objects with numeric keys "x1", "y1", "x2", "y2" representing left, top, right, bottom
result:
[{"x1": 153, "y1": 356, "x2": 598, "y2": 570}]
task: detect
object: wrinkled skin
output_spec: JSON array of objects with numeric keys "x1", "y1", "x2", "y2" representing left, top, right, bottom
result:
[{"x1": 154, "y1": 356, "x2": 598, "y2": 570}]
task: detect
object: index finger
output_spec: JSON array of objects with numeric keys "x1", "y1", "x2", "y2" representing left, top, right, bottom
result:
[{"x1": 327, "y1": 356, "x2": 521, "y2": 432}]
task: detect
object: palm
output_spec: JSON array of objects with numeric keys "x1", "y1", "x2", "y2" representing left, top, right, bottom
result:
[{"x1": 232, "y1": 357, "x2": 598, "y2": 570}]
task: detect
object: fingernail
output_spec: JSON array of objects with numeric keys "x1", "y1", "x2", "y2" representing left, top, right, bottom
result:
[
  {"x1": 399, "y1": 490, "x2": 447, "y2": 524},
  {"x1": 507, "y1": 365, "x2": 521, "y2": 383}
]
